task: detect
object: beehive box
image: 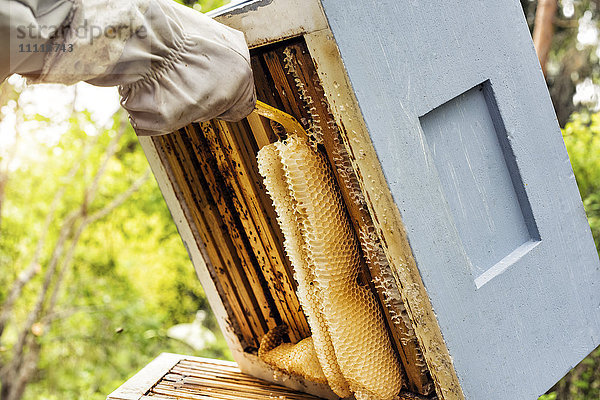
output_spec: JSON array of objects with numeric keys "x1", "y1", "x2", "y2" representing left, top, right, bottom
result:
[
  {"x1": 124, "y1": 1, "x2": 600, "y2": 399},
  {"x1": 141, "y1": 35, "x2": 440, "y2": 399}
]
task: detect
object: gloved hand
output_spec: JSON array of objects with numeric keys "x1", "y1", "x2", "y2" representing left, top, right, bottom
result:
[{"x1": 10, "y1": 0, "x2": 256, "y2": 136}]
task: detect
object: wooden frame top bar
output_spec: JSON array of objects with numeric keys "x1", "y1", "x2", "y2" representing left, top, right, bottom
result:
[{"x1": 107, "y1": 353, "x2": 323, "y2": 400}]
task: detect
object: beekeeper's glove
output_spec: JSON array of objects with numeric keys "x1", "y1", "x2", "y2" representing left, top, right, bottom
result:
[{"x1": 1, "y1": 0, "x2": 256, "y2": 136}]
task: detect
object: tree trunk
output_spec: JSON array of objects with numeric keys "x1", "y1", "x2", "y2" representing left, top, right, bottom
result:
[
  {"x1": 0, "y1": 344, "x2": 39, "y2": 400},
  {"x1": 0, "y1": 121, "x2": 148, "y2": 400},
  {"x1": 532, "y1": 0, "x2": 558, "y2": 76}
]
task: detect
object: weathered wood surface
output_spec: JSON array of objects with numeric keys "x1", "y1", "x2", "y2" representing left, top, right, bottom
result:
[
  {"x1": 108, "y1": 353, "x2": 324, "y2": 400},
  {"x1": 153, "y1": 120, "x2": 311, "y2": 350},
  {"x1": 107, "y1": 353, "x2": 185, "y2": 400}
]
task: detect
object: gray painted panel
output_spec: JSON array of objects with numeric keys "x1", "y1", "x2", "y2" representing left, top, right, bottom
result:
[
  {"x1": 419, "y1": 82, "x2": 539, "y2": 282},
  {"x1": 320, "y1": 0, "x2": 600, "y2": 399}
]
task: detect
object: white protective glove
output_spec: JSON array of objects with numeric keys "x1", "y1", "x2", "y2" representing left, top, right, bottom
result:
[{"x1": 23, "y1": 0, "x2": 256, "y2": 135}]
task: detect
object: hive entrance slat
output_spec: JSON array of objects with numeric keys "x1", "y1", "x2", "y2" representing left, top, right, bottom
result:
[{"x1": 107, "y1": 354, "x2": 323, "y2": 400}]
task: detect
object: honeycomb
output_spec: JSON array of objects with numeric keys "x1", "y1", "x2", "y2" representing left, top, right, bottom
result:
[
  {"x1": 257, "y1": 143, "x2": 351, "y2": 397},
  {"x1": 258, "y1": 325, "x2": 327, "y2": 384},
  {"x1": 282, "y1": 46, "x2": 430, "y2": 393},
  {"x1": 257, "y1": 135, "x2": 403, "y2": 400},
  {"x1": 332, "y1": 134, "x2": 432, "y2": 395}
]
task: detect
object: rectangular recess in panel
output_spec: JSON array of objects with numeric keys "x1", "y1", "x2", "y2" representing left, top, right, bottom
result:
[{"x1": 419, "y1": 81, "x2": 540, "y2": 288}]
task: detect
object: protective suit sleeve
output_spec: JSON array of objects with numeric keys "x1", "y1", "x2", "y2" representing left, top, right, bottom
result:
[
  {"x1": 2, "y1": 0, "x2": 256, "y2": 136},
  {"x1": 0, "y1": 0, "x2": 74, "y2": 79}
]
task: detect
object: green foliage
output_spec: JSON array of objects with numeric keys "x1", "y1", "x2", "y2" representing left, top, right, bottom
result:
[
  {"x1": 542, "y1": 346, "x2": 600, "y2": 399},
  {"x1": 563, "y1": 112, "x2": 600, "y2": 250},
  {"x1": 1, "y1": 1, "x2": 235, "y2": 399},
  {"x1": 0, "y1": 98, "x2": 230, "y2": 400},
  {"x1": 172, "y1": 0, "x2": 229, "y2": 13}
]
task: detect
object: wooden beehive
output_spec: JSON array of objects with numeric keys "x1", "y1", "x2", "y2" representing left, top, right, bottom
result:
[
  {"x1": 144, "y1": 35, "x2": 440, "y2": 398},
  {"x1": 119, "y1": 0, "x2": 600, "y2": 399},
  {"x1": 130, "y1": 2, "x2": 453, "y2": 397}
]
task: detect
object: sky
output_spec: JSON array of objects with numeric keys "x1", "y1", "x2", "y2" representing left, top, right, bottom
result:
[{"x1": 0, "y1": 75, "x2": 120, "y2": 171}]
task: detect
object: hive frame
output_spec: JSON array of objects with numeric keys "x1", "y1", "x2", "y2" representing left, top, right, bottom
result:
[{"x1": 138, "y1": 1, "x2": 464, "y2": 399}]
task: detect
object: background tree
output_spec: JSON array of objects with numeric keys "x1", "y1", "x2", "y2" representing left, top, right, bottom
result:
[
  {"x1": 533, "y1": 0, "x2": 558, "y2": 76},
  {"x1": 524, "y1": 1, "x2": 600, "y2": 398},
  {"x1": 523, "y1": 0, "x2": 600, "y2": 125},
  {"x1": 0, "y1": 41, "x2": 228, "y2": 400}
]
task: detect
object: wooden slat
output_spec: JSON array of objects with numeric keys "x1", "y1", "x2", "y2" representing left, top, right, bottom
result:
[
  {"x1": 250, "y1": 56, "x2": 287, "y2": 114},
  {"x1": 153, "y1": 105, "x2": 313, "y2": 349},
  {"x1": 107, "y1": 353, "x2": 182, "y2": 400},
  {"x1": 209, "y1": 119, "x2": 304, "y2": 337},
  {"x1": 165, "y1": 133, "x2": 258, "y2": 345},
  {"x1": 228, "y1": 119, "x2": 296, "y2": 285},
  {"x1": 179, "y1": 126, "x2": 278, "y2": 336},
  {"x1": 140, "y1": 357, "x2": 323, "y2": 400},
  {"x1": 207, "y1": 119, "x2": 310, "y2": 341},
  {"x1": 152, "y1": 135, "x2": 251, "y2": 341},
  {"x1": 176, "y1": 128, "x2": 276, "y2": 343},
  {"x1": 245, "y1": 113, "x2": 276, "y2": 149},
  {"x1": 261, "y1": 51, "x2": 307, "y2": 121},
  {"x1": 161, "y1": 374, "x2": 315, "y2": 398},
  {"x1": 153, "y1": 134, "x2": 259, "y2": 348}
]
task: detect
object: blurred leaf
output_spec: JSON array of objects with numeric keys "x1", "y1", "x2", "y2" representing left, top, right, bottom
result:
[{"x1": 1, "y1": 84, "x2": 229, "y2": 400}]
